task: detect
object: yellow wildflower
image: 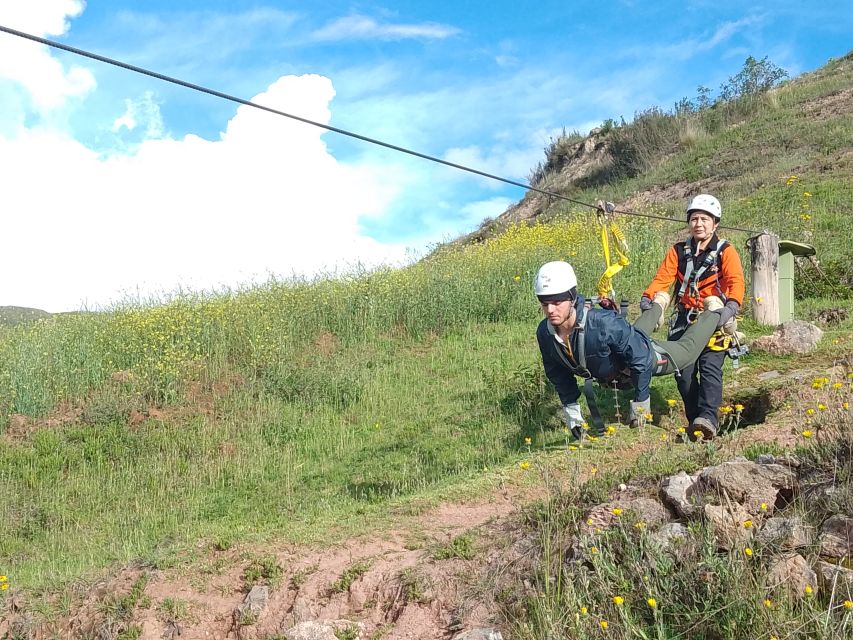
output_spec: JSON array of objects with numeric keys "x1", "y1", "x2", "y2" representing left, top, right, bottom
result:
[
  {"x1": 720, "y1": 406, "x2": 733, "y2": 414},
  {"x1": 590, "y1": 546, "x2": 599, "y2": 554},
  {"x1": 806, "y1": 408, "x2": 815, "y2": 416},
  {"x1": 735, "y1": 404, "x2": 744, "y2": 412},
  {"x1": 843, "y1": 600, "x2": 853, "y2": 609},
  {"x1": 606, "y1": 425, "x2": 617, "y2": 435},
  {"x1": 818, "y1": 403, "x2": 827, "y2": 411},
  {"x1": 693, "y1": 430, "x2": 703, "y2": 439},
  {"x1": 764, "y1": 598, "x2": 773, "y2": 608},
  {"x1": 524, "y1": 437, "x2": 532, "y2": 445},
  {"x1": 678, "y1": 426, "x2": 686, "y2": 433},
  {"x1": 519, "y1": 461, "x2": 530, "y2": 470},
  {"x1": 667, "y1": 399, "x2": 677, "y2": 407},
  {"x1": 760, "y1": 502, "x2": 768, "y2": 511},
  {"x1": 744, "y1": 547, "x2": 753, "y2": 557},
  {"x1": 590, "y1": 466, "x2": 598, "y2": 476},
  {"x1": 0, "y1": 584, "x2": 7, "y2": 591},
  {"x1": 600, "y1": 620, "x2": 609, "y2": 630},
  {"x1": 647, "y1": 597, "x2": 657, "y2": 609},
  {"x1": 644, "y1": 412, "x2": 653, "y2": 421},
  {"x1": 804, "y1": 585, "x2": 813, "y2": 595},
  {"x1": 843, "y1": 402, "x2": 849, "y2": 410},
  {"x1": 569, "y1": 445, "x2": 578, "y2": 451},
  {"x1": 613, "y1": 596, "x2": 624, "y2": 605},
  {"x1": 612, "y1": 508, "x2": 623, "y2": 516},
  {"x1": 743, "y1": 520, "x2": 753, "y2": 529},
  {"x1": 802, "y1": 430, "x2": 814, "y2": 438},
  {"x1": 513, "y1": 275, "x2": 521, "y2": 282},
  {"x1": 634, "y1": 521, "x2": 647, "y2": 530},
  {"x1": 832, "y1": 382, "x2": 843, "y2": 389},
  {"x1": 580, "y1": 606, "x2": 589, "y2": 615},
  {"x1": 660, "y1": 434, "x2": 668, "y2": 441}
]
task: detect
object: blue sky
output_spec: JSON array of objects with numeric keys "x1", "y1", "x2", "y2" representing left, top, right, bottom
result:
[{"x1": 0, "y1": 1, "x2": 850, "y2": 311}]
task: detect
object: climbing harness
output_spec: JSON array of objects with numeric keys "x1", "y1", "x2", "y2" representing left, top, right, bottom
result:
[
  {"x1": 675, "y1": 238, "x2": 728, "y2": 302},
  {"x1": 594, "y1": 201, "x2": 630, "y2": 316},
  {"x1": 668, "y1": 237, "x2": 747, "y2": 363}
]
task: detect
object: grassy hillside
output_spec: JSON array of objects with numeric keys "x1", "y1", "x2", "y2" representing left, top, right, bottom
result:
[
  {"x1": 0, "y1": 306, "x2": 51, "y2": 327},
  {"x1": 0, "y1": 53, "x2": 852, "y2": 639},
  {"x1": 488, "y1": 51, "x2": 853, "y2": 296}
]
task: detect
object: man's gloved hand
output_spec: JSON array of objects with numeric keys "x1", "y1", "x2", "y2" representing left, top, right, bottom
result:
[
  {"x1": 639, "y1": 296, "x2": 653, "y2": 312},
  {"x1": 629, "y1": 398, "x2": 651, "y2": 426},
  {"x1": 563, "y1": 403, "x2": 585, "y2": 439},
  {"x1": 716, "y1": 300, "x2": 740, "y2": 329}
]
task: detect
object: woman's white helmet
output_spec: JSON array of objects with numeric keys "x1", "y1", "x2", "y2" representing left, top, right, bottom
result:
[
  {"x1": 535, "y1": 261, "x2": 578, "y2": 302},
  {"x1": 687, "y1": 194, "x2": 722, "y2": 221}
]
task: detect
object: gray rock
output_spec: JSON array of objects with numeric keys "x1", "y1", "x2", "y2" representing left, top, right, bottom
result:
[
  {"x1": 815, "y1": 560, "x2": 853, "y2": 591},
  {"x1": 453, "y1": 629, "x2": 504, "y2": 640},
  {"x1": 767, "y1": 553, "x2": 818, "y2": 599},
  {"x1": 284, "y1": 620, "x2": 364, "y2": 640},
  {"x1": 659, "y1": 471, "x2": 701, "y2": 518},
  {"x1": 819, "y1": 515, "x2": 853, "y2": 560},
  {"x1": 757, "y1": 370, "x2": 781, "y2": 381},
  {"x1": 757, "y1": 517, "x2": 813, "y2": 550},
  {"x1": 649, "y1": 523, "x2": 690, "y2": 552},
  {"x1": 752, "y1": 321, "x2": 823, "y2": 355}
]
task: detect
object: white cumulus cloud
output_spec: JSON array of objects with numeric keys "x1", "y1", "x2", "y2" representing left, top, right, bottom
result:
[
  {"x1": 0, "y1": 0, "x2": 96, "y2": 111},
  {"x1": 0, "y1": 73, "x2": 408, "y2": 312}
]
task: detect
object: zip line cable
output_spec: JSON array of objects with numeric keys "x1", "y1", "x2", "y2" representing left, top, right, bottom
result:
[{"x1": 0, "y1": 24, "x2": 763, "y2": 235}]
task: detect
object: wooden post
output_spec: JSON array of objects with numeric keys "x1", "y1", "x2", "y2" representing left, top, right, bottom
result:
[{"x1": 749, "y1": 232, "x2": 780, "y2": 325}]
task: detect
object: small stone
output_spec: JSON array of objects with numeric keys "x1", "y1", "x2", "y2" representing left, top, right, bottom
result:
[
  {"x1": 757, "y1": 370, "x2": 781, "y2": 381},
  {"x1": 453, "y1": 629, "x2": 504, "y2": 640}
]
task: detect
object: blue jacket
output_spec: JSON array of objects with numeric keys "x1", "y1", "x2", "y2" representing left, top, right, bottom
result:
[{"x1": 536, "y1": 295, "x2": 655, "y2": 404}]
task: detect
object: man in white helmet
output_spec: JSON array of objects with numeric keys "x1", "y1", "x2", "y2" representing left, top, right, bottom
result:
[
  {"x1": 640, "y1": 194, "x2": 745, "y2": 439},
  {"x1": 535, "y1": 260, "x2": 723, "y2": 438}
]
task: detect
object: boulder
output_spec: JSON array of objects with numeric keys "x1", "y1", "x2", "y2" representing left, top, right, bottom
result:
[
  {"x1": 583, "y1": 496, "x2": 672, "y2": 532},
  {"x1": 649, "y1": 523, "x2": 690, "y2": 553},
  {"x1": 818, "y1": 515, "x2": 853, "y2": 560},
  {"x1": 704, "y1": 502, "x2": 753, "y2": 550},
  {"x1": 751, "y1": 321, "x2": 823, "y2": 355},
  {"x1": 660, "y1": 471, "x2": 701, "y2": 518},
  {"x1": 815, "y1": 561, "x2": 853, "y2": 594},
  {"x1": 699, "y1": 460, "x2": 796, "y2": 514},
  {"x1": 757, "y1": 517, "x2": 813, "y2": 550},
  {"x1": 767, "y1": 553, "x2": 818, "y2": 599}
]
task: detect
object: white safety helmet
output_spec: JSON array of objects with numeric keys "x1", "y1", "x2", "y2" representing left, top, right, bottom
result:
[
  {"x1": 687, "y1": 194, "x2": 722, "y2": 221},
  {"x1": 534, "y1": 261, "x2": 578, "y2": 302}
]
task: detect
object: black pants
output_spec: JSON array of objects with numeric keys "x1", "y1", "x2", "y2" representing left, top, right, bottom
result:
[{"x1": 669, "y1": 322, "x2": 726, "y2": 427}]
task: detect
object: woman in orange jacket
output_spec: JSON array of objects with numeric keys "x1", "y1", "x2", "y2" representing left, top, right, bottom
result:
[{"x1": 639, "y1": 194, "x2": 745, "y2": 439}]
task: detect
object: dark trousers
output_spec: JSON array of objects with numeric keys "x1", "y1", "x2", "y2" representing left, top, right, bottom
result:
[{"x1": 669, "y1": 319, "x2": 726, "y2": 427}]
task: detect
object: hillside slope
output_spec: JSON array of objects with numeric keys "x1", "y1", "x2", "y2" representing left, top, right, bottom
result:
[{"x1": 465, "y1": 51, "x2": 853, "y2": 291}]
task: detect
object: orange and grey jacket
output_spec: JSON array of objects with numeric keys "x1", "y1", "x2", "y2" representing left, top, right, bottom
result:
[{"x1": 643, "y1": 233, "x2": 745, "y2": 310}]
